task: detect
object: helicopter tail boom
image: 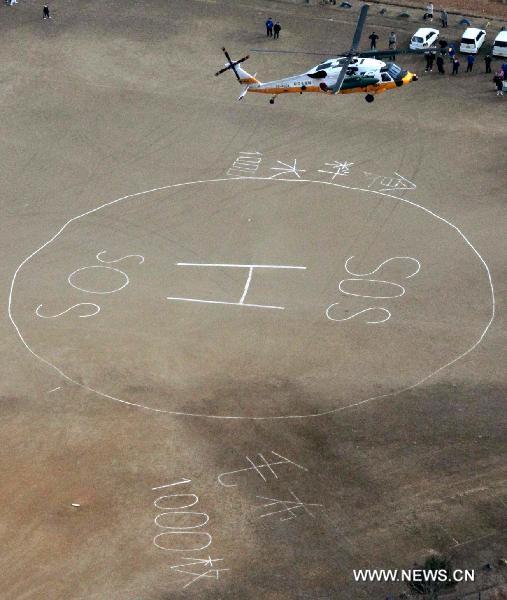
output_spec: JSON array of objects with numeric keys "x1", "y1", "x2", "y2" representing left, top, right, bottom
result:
[{"x1": 235, "y1": 65, "x2": 259, "y2": 85}]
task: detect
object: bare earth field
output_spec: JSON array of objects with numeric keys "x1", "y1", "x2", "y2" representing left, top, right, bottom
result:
[
  {"x1": 369, "y1": 0, "x2": 507, "y2": 19},
  {"x1": 1, "y1": 0, "x2": 506, "y2": 599}
]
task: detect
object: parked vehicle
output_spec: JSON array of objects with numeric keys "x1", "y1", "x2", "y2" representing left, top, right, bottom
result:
[
  {"x1": 492, "y1": 31, "x2": 507, "y2": 58},
  {"x1": 410, "y1": 27, "x2": 439, "y2": 50},
  {"x1": 459, "y1": 28, "x2": 486, "y2": 54}
]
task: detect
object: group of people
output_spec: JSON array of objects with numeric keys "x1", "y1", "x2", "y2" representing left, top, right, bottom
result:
[
  {"x1": 367, "y1": 29, "x2": 504, "y2": 97},
  {"x1": 423, "y1": 3, "x2": 448, "y2": 28},
  {"x1": 423, "y1": 45, "x2": 488, "y2": 75},
  {"x1": 265, "y1": 18, "x2": 282, "y2": 40},
  {"x1": 424, "y1": 43, "x2": 505, "y2": 94}
]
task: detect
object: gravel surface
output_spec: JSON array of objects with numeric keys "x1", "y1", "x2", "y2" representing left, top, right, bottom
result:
[{"x1": 371, "y1": 0, "x2": 507, "y2": 20}]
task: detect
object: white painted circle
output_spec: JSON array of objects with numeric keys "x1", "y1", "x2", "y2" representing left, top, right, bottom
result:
[
  {"x1": 8, "y1": 177, "x2": 495, "y2": 420},
  {"x1": 68, "y1": 265, "x2": 129, "y2": 295}
]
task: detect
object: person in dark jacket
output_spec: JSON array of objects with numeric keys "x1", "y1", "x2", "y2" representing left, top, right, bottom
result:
[
  {"x1": 425, "y1": 51, "x2": 435, "y2": 72},
  {"x1": 484, "y1": 54, "x2": 492, "y2": 74},
  {"x1": 466, "y1": 54, "x2": 475, "y2": 72},
  {"x1": 273, "y1": 21, "x2": 281, "y2": 39},
  {"x1": 42, "y1": 4, "x2": 50, "y2": 18},
  {"x1": 436, "y1": 53, "x2": 445, "y2": 74},
  {"x1": 369, "y1": 32, "x2": 379, "y2": 49},
  {"x1": 265, "y1": 18, "x2": 273, "y2": 37},
  {"x1": 452, "y1": 57, "x2": 460, "y2": 75},
  {"x1": 493, "y1": 73, "x2": 504, "y2": 96}
]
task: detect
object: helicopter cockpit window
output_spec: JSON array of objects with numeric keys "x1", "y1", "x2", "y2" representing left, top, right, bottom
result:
[
  {"x1": 316, "y1": 62, "x2": 333, "y2": 70},
  {"x1": 386, "y1": 63, "x2": 402, "y2": 79},
  {"x1": 381, "y1": 73, "x2": 391, "y2": 82},
  {"x1": 308, "y1": 70, "x2": 327, "y2": 79}
]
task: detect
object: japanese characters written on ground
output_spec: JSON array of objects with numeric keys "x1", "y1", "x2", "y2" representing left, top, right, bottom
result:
[{"x1": 226, "y1": 150, "x2": 417, "y2": 194}]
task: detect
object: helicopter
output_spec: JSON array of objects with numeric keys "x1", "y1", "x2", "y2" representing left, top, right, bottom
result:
[{"x1": 215, "y1": 4, "x2": 430, "y2": 104}]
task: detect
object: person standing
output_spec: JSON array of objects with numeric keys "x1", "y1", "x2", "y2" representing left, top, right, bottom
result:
[
  {"x1": 265, "y1": 18, "x2": 273, "y2": 38},
  {"x1": 436, "y1": 53, "x2": 445, "y2": 74},
  {"x1": 43, "y1": 4, "x2": 50, "y2": 18},
  {"x1": 484, "y1": 54, "x2": 492, "y2": 74},
  {"x1": 273, "y1": 21, "x2": 281, "y2": 40},
  {"x1": 425, "y1": 50, "x2": 431, "y2": 71},
  {"x1": 388, "y1": 31, "x2": 397, "y2": 50},
  {"x1": 425, "y1": 50, "x2": 435, "y2": 72},
  {"x1": 440, "y1": 9, "x2": 448, "y2": 28},
  {"x1": 493, "y1": 72, "x2": 504, "y2": 96},
  {"x1": 429, "y1": 51, "x2": 435, "y2": 71},
  {"x1": 424, "y1": 2, "x2": 434, "y2": 21},
  {"x1": 452, "y1": 56, "x2": 460, "y2": 75},
  {"x1": 369, "y1": 31, "x2": 379, "y2": 49},
  {"x1": 466, "y1": 54, "x2": 475, "y2": 73}
]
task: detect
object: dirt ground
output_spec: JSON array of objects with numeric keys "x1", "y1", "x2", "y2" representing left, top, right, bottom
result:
[
  {"x1": 1, "y1": 0, "x2": 506, "y2": 599},
  {"x1": 368, "y1": 0, "x2": 507, "y2": 20}
]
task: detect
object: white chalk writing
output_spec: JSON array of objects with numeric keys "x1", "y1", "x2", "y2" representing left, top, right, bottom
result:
[
  {"x1": 318, "y1": 160, "x2": 354, "y2": 179},
  {"x1": 363, "y1": 171, "x2": 416, "y2": 193},
  {"x1": 167, "y1": 263, "x2": 306, "y2": 311},
  {"x1": 227, "y1": 151, "x2": 262, "y2": 177},
  {"x1": 325, "y1": 256, "x2": 421, "y2": 325},
  {"x1": 217, "y1": 451, "x2": 308, "y2": 487},
  {"x1": 256, "y1": 488, "x2": 323, "y2": 522},
  {"x1": 269, "y1": 159, "x2": 306, "y2": 179},
  {"x1": 151, "y1": 478, "x2": 229, "y2": 590}
]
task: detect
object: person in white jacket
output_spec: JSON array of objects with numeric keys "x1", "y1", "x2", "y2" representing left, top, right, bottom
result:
[{"x1": 424, "y1": 2, "x2": 434, "y2": 20}]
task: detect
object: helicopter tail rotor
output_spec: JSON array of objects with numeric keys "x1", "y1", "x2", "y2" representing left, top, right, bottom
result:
[{"x1": 215, "y1": 47, "x2": 251, "y2": 82}]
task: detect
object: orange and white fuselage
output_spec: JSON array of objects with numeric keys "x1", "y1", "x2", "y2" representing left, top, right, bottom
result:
[{"x1": 234, "y1": 56, "x2": 417, "y2": 101}]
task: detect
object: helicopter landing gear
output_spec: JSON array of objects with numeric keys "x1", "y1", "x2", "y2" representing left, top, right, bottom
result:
[
  {"x1": 365, "y1": 94, "x2": 375, "y2": 103},
  {"x1": 269, "y1": 96, "x2": 276, "y2": 104}
]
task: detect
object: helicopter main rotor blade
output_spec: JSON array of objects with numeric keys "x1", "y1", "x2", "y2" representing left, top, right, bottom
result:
[
  {"x1": 349, "y1": 4, "x2": 369, "y2": 55},
  {"x1": 327, "y1": 4, "x2": 368, "y2": 94},
  {"x1": 326, "y1": 4, "x2": 369, "y2": 94},
  {"x1": 327, "y1": 55, "x2": 353, "y2": 94},
  {"x1": 248, "y1": 44, "x2": 441, "y2": 59},
  {"x1": 358, "y1": 46, "x2": 439, "y2": 58},
  {"x1": 250, "y1": 48, "x2": 336, "y2": 56}
]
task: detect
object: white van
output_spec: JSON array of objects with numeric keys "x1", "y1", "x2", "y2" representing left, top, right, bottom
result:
[
  {"x1": 459, "y1": 28, "x2": 486, "y2": 54},
  {"x1": 492, "y1": 31, "x2": 507, "y2": 58},
  {"x1": 410, "y1": 27, "x2": 439, "y2": 50}
]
